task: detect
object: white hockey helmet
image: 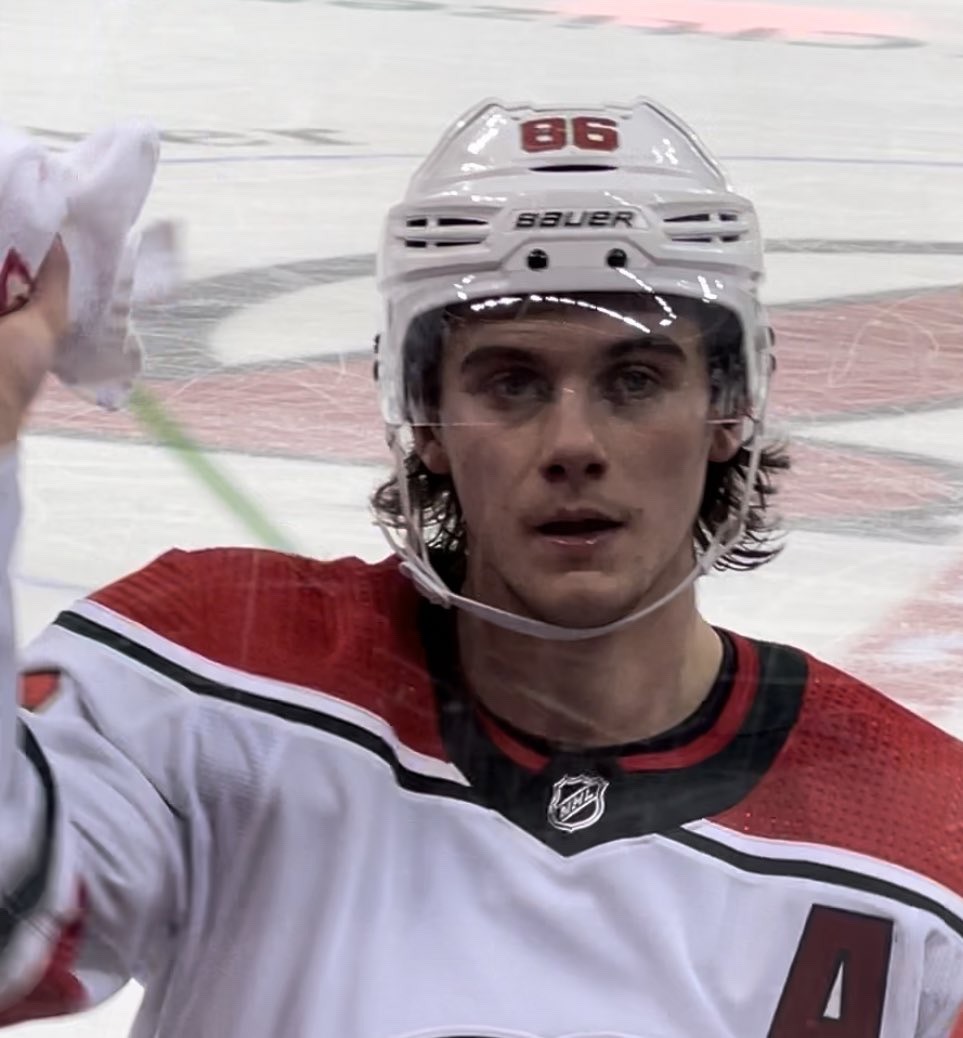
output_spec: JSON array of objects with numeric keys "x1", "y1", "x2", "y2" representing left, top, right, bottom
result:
[
  {"x1": 376, "y1": 97, "x2": 771, "y2": 430},
  {"x1": 374, "y1": 98, "x2": 773, "y2": 639}
]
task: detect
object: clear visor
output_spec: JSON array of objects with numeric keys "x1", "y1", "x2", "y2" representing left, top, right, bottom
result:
[
  {"x1": 393, "y1": 287, "x2": 759, "y2": 435},
  {"x1": 378, "y1": 257, "x2": 768, "y2": 431}
]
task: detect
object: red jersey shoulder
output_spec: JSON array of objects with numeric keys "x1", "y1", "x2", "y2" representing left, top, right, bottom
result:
[
  {"x1": 91, "y1": 548, "x2": 414, "y2": 651},
  {"x1": 715, "y1": 650, "x2": 963, "y2": 894},
  {"x1": 87, "y1": 550, "x2": 440, "y2": 749}
]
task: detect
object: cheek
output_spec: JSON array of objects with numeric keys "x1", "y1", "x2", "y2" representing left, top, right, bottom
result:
[
  {"x1": 615, "y1": 417, "x2": 711, "y2": 505},
  {"x1": 440, "y1": 420, "x2": 528, "y2": 533}
]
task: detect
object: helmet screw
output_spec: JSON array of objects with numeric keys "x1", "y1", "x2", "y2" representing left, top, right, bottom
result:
[
  {"x1": 606, "y1": 249, "x2": 628, "y2": 269},
  {"x1": 527, "y1": 249, "x2": 549, "y2": 271}
]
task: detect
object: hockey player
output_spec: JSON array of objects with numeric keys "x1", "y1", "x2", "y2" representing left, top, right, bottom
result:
[{"x1": 0, "y1": 100, "x2": 961, "y2": 1036}]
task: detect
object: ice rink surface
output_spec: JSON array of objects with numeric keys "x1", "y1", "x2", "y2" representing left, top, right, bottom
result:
[{"x1": 2, "y1": 0, "x2": 963, "y2": 1032}]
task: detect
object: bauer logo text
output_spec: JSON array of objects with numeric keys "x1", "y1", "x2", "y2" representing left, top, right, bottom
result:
[{"x1": 515, "y1": 210, "x2": 635, "y2": 230}]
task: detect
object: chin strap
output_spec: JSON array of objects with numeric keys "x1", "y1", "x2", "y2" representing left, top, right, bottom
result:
[{"x1": 374, "y1": 410, "x2": 767, "y2": 643}]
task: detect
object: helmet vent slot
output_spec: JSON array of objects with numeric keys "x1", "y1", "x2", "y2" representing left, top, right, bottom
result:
[
  {"x1": 531, "y1": 164, "x2": 618, "y2": 173},
  {"x1": 401, "y1": 213, "x2": 491, "y2": 250},
  {"x1": 436, "y1": 217, "x2": 488, "y2": 227},
  {"x1": 662, "y1": 210, "x2": 748, "y2": 245}
]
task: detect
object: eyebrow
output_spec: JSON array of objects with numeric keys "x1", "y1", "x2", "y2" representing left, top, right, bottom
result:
[
  {"x1": 458, "y1": 334, "x2": 689, "y2": 375},
  {"x1": 607, "y1": 335, "x2": 689, "y2": 364}
]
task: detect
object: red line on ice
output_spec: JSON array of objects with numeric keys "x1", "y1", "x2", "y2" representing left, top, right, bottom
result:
[
  {"x1": 846, "y1": 549, "x2": 963, "y2": 723},
  {"x1": 558, "y1": 0, "x2": 920, "y2": 37}
]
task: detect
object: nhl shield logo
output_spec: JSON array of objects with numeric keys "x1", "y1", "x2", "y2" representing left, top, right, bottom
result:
[{"x1": 547, "y1": 774, "x2": 609, "y2": 833}]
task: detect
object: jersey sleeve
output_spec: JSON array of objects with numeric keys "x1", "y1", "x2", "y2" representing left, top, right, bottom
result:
[
  {"x1": 0, "y1": 448, "x2": 193, "y2": 1027},
  {"x1": 951, "y1": 1007, "x2": 963, "y2": 1038},
  {"x1": 921, "y1": 933, "x2": 963, "y2": 1037}
]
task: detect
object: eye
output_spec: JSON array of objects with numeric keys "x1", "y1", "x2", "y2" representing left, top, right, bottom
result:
[
  {"x1": 483, "y1": 368, "x2": 548, "y2": 404},
  {"x1": 605, "y1": 366, "x2": 659, "y2": 402}
]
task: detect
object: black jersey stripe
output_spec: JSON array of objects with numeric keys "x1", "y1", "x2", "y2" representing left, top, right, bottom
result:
[
  {"x1": 54, "y1": 610, "x2": 476, "y2": 805},
  {"x1": 0, "y1": 724, "x2": 59, "y2": 952},
  {"x1": 668, "y1": 827, "x2": 963, "y2": 938}
]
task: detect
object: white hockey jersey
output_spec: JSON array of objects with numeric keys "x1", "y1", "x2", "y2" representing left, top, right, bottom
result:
[{"x1": 0, "y1": 461, "x2": 962, "y2": 1036}]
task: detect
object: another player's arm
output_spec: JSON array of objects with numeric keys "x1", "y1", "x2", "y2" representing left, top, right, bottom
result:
[{"x1": 0, "y1": 242, "x2": 188, "y2": 1026}]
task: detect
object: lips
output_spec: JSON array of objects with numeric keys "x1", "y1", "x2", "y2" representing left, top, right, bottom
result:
[{"x1": 531, "y1": 510, "x2": 626, "y2": 549}]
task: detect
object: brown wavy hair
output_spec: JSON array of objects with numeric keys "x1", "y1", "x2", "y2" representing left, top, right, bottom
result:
[{"x1": 371, "y1": 294, "x2": 789, "y2": 579}]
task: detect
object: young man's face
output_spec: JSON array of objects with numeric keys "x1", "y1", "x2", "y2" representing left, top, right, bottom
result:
[{"x1": 417, "y1": 298, "x2": 742, "y2": 628}]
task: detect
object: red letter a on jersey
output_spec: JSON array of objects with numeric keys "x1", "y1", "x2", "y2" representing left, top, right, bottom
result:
[{"x1": 769, "y1": 906, "x2": 892, "y2": 1037}]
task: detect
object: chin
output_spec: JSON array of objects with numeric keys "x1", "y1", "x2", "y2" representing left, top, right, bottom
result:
[{"x1": 516, "y1": 573, "x2": 645, "y2": 630}]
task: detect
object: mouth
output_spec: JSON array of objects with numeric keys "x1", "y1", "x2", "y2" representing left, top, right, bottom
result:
[{"x1": 533, "y1": 514, "x2": 625, "y2": 548}]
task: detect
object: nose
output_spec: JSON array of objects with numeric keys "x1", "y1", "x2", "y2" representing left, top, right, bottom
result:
[{"x1": 538, "y1": 387, "x2": 608, "y2": 486}]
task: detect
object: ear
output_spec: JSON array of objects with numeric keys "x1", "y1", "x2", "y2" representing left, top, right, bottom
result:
[
  {"x1": 413, "y1": 423, "x2": 451, "y2": 475},
  {"x1": 708, "y1": 419, "x2": 745, "y2": 463}
]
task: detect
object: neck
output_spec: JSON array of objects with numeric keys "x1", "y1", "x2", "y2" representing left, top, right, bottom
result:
[{"x1": 455, "y1": 586, "x2": 723, "y2": 749}]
